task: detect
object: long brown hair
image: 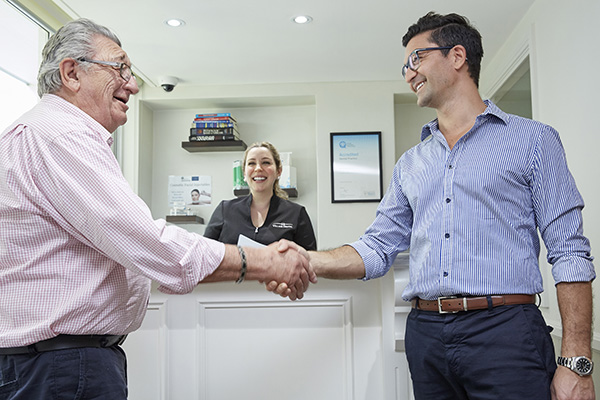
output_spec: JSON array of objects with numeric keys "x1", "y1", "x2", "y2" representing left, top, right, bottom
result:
[{"x1": 243, "y1": 141, "x2": 288, "y2": 200}]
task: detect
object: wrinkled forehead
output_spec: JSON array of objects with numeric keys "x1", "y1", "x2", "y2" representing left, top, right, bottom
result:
[{"x1": 91, "y1": 34, "x2": 131, "y2": 64}]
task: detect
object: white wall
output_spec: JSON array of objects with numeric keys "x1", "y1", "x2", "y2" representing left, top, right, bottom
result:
[
  {"x1": 394, "y1": 96, "x2": 437, "y2": 158},
  {"x1": 311, "y1": 81, "x2": 403, "y2": 248}
]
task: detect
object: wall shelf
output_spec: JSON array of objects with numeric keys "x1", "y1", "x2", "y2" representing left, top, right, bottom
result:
[
  {"x1": 166, "y1": 215, "x2": 205, "y2": 224},
  {"x1": 233, "y1": 188, "x2": 298, "y2": 198},
  {"x1": 182, "y1": 140, "x2": 247, "y2": 152}
]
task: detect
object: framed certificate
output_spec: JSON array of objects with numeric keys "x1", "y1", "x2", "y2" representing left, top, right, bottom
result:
[{"x1": 330, "y1": 132, "x2": 383, "y2": 203}]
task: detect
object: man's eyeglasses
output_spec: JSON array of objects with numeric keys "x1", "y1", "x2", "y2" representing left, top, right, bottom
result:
[
  {"x1": 401, "y1": 46, "x2": 454, "y2": 79},
  {"x1": 78, "y1": 58, "x2": 134, "y2": 82}
]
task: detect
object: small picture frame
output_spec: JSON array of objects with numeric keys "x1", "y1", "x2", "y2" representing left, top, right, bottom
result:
[{"x1": 330, "y1": 132, "x2": 383, "y2": 203}]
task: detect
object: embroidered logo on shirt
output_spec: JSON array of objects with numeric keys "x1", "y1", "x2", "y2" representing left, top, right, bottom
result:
[{"x1": 272, "y1": 222, "x2": 293, "y2": 229}]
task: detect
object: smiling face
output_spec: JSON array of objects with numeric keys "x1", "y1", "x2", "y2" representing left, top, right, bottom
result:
[
  {"x1": 244, "y1": 146, "x2": 281, "y2": 196},
  {"x1": 76, "y1": 35, "x2": 139, "y2": 133},
  {"x1": 403, "y1": 32, "x2": 452, "y2": 109}
]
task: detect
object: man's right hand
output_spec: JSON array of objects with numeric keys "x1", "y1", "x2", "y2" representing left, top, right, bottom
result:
[{"x1": 251, "y1": 240, "x2": 316, "y2": 300}]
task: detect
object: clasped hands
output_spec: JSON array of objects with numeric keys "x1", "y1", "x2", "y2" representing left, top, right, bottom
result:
[{"x1": 262, "y1": 239, "x2": 315, "y2": 301}]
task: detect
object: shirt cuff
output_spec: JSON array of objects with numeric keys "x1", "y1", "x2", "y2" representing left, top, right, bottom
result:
[
  {"x1": 347, "y1": 240, "x2": 390, "y2": 281},
  {"x1": 552, "y1": 255, "x2": 596, "y2": 284}
]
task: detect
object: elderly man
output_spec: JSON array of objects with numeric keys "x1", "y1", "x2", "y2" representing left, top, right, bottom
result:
[{"x1": 0, "y1": 18, "x2": 314, "y2": 398}]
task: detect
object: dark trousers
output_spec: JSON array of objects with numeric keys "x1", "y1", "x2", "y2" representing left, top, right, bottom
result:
[
  {"x1": 0, "y1": 346, "x2": 127, "y2": 400},
  {"x1": 405, "y1": 304, "x2": 557, "y2": 400}
]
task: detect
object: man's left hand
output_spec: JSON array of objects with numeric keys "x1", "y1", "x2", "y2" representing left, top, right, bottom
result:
[
  {"x1": 551, "y1": 367, "x2": 595, "y2": 400},
  {"x1": 265, "y1": 240, "x2": 315, "y2": 300}
]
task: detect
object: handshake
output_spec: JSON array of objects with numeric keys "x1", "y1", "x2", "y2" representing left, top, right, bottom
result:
[
  {"x1": 242, "y1": 239, "x2": 316, "y2": 301},
  {"x1": 218, "y1": 239, "x2": 363, "y2": 299}
]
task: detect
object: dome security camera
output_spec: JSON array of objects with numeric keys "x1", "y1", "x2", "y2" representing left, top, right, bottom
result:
[{"x1": 159, "y1": 76, "x2": 178, "y2": 92}]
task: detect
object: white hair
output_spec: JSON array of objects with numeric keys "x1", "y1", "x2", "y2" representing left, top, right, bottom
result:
[{"x1": 37, "y1": 18, "x2": 121, "y2": 97}]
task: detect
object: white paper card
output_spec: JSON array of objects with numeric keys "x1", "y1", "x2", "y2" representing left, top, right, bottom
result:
[{"x1": 237, "y1": 234, "x2": 266, "y2": 248}]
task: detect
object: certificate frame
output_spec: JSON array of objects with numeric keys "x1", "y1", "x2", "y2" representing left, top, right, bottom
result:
[{"x1": 330, "y1": 131, "x2": 383, "y2": 203}]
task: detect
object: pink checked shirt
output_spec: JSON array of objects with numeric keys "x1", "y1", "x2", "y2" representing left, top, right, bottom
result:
[{"x1": 0, "y1": 95, "x2": 225, "y2": 347}]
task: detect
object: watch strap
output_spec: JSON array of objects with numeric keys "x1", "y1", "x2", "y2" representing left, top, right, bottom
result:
[
  {"x1": 557, "y1": 356, "x2": 594, "y2": 376},
  {"x1": 557, "y1": 356, "x2": 572, "y2": 368}
]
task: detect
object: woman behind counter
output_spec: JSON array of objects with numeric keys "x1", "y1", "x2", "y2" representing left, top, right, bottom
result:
[{"x1": 204, "y1": 142, "x2": 317, "y2": 250}]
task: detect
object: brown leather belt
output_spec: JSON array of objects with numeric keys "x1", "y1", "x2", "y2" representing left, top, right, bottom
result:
[{"x1": 412, "y1": 294, "x2": 536, "y2": 314}]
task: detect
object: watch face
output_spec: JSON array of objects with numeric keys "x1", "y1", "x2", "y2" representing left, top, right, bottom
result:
[{"x1": 575, "y1": 357, "x2": 593, "y2": 374}]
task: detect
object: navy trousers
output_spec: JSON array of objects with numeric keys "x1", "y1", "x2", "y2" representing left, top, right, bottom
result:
[
  {"x1": 405, "y1": 304, "x2": 557, "y2": 400},
  {"x1": 0, "y1": 346, "x2": 127, "y2": 399}
]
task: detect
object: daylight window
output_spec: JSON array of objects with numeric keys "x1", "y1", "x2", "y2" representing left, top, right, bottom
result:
[{"x1": 0, "y1": 0, "x2": 50, "y2": 129}]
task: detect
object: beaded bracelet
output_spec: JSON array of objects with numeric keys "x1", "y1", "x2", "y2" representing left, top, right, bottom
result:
[{"x1": 235, "y1": 245, "x2": 247, "y2": 284}]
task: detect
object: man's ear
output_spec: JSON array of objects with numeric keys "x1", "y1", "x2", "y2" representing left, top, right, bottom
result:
[
  {"x1": 59, "y1": 58, "x2": 81, "y2": 93},
  {"x1": 451, "y1": 45, "x2": 468, "y2": 70}
]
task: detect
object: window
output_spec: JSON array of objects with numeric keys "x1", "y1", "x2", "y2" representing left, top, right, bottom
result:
[
  {"x1": 0, "y1": 0, "x2": 50, "y2": 130},
  {"x1": 0, "y1": 1, "x2": 125, "y2": 168}
]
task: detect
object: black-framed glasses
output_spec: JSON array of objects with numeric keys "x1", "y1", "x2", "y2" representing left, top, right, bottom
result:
[
  {"x1": 401, "y1": 46, "x2": 454, "y2": 78},
  {"x1": 78, "y1": 58, "x2": 134, "y2": 82}
]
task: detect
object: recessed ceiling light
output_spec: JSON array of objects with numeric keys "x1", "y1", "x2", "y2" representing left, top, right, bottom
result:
[
  {"x1": 165, "y1": 18, "x2": 185, "y2": 27},
  {"x1": 292, "y1": 15, "x2": 312, "y2": 24}
]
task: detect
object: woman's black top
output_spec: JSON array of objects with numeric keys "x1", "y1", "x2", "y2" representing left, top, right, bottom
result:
[{"x1": 204, "y1": 194, "x2": 317, "y2": 250}]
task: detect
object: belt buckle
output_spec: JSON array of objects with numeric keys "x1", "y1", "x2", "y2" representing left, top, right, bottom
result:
[{"x1": 437, "y1": 296, "x2": 461, "y2": 314}]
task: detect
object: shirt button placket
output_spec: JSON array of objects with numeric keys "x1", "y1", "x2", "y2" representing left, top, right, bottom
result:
[{"x1": 441, "y1": 152, "x2": 456, "y2": 290}]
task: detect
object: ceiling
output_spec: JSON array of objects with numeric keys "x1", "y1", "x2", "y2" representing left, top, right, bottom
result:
[{"x1": 49, "y1": 0, "x2": 535, "y2": 89}]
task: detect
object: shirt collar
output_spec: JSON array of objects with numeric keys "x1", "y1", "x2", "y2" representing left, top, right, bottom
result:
[{"x1": 420, "y1": 99, "x2": 509, "y2": 142}]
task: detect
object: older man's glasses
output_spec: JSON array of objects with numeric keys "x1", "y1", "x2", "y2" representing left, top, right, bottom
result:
[
  {"x1": 401, "y1": 46, "x2": 454, "y2": 79},
  {"x1": 78, "y1": 58, "x2": 134, "y2": 82}
]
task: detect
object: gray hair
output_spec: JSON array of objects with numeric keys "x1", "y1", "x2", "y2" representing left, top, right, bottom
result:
[{"x1": 37, "y1": 18, "x2": 121, "y2": 97}]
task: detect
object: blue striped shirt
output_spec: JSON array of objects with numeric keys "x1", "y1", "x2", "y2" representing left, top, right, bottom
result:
[{"x1": 351, "y1": 100, "x2": 595, "y2": 301}]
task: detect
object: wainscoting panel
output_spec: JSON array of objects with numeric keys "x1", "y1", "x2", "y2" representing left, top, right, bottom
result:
[
  {"x1": 197, "y1": 299, "x2": 353, "y2": 400},
  {"x1": 123, "y1": 301, "x2": 168, "y2": 400},
  {"x1": 124, "y1": 276, "x2": 409, "y2": 399}
]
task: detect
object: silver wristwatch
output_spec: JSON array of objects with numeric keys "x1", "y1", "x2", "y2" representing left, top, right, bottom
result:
[{"x1": 557, "y1": 356, "x2": 594, "y2": 376}]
